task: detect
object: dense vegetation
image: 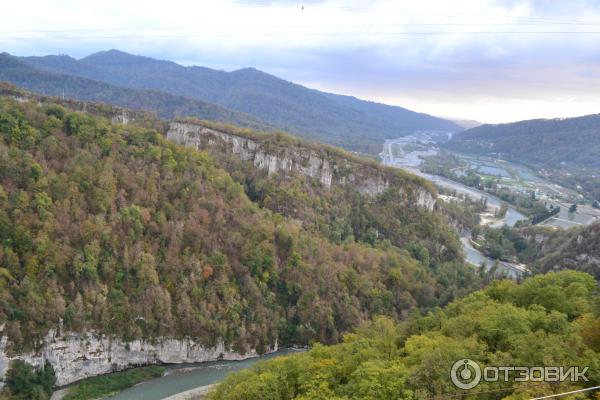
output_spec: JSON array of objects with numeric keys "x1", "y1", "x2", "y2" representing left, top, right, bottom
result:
[
  {"x1": 186, "y1": 120, "x2": 465, "y2": 268},
  {"x1": 1, "y1": 360, "x2": 55, "y2": 400},
  {"x1": 528, "y1": 223, "x2": 600, "y2": 280},
  {"x1": 19, "y1": 50, "x2": 460, "y2": 153},
  {"x1": 545, "y1": 167, "x2": 600, "y2": 204},
  {"x1": 476, "y1": 225, "x2": 536, "y2": 263},
  {"x1": 208, "y1": 270, "x2": 600, "y2": 400},
  {"x1": 62, "y1": 366, "x2": 165, "y2": 400},
  {"x1": 2, "y1": 362, "x2": 163, "y2": 400},
  {"x1": 0, "y1": 95, "x2": 480, "y2": 355}
]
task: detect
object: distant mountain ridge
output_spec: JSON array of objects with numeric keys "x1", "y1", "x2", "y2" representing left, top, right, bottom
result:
[
  {"x1": 0, "y1": 52, "x2": 273, "y2": 130},
  {"x1": 21, "y1": 49, "x2": 461, "y2": 153}
]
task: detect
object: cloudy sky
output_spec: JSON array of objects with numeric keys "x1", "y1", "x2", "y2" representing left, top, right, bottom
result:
[{"x1": 2, "y1": 0, "x2": 600, "y2": 123}]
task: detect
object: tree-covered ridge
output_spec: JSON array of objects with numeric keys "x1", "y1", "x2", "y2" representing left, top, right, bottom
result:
[
  {"x1": 446, "y1": 114, "x2": 600, "y2": 169},
  {"x1": 177, "y1": 118, "x2": 436, "y2": 192},
  {"x1": 20, "y1": 50, "x2": 461, "y2": 154},
  {"x1": 530, "y1": 222, "x2": 600, "y2": 280},
  {"x1": 208, "y1": 270, "x2": 600, "y2": 400},
  {"x1": 0, "y1": 96, "x2": 481, "y2": 353},
  {"x1": 0, "y1": 81, "x2": 165, "y2": 131}
]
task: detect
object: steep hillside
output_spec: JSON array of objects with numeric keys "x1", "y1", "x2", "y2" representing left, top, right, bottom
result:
[
  {"x1": 166, "y1": 119, "x2": 465, "y2": 267},
  {"x1": 0, "y1": 92, "x2": 480, "y2": 386},
  {"x1": 208, "y1": 270, "x2": 600, "y2": 400},
  {"x1": 0, "y1": 53, "x2": 272, "y2": 130},
  {"x1": 523, "y1": 223, "x2": 600, "y2": 280},
  {"x1": 446, "y1": 114, "x2": 600, "y2": 168},
  {"x1": 22, "y1": 50, "x2": 461, "y2": 153}
]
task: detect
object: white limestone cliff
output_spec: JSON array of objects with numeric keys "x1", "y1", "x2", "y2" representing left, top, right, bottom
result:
[
  {"x1": 0, "y1": 329, "x2": 276, "y2": 387},
  {"x1": 166, "y1": 122, "x2": 436, "y2": 210}
]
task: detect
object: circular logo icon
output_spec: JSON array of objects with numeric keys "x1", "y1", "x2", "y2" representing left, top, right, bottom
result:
[{"x1": 451, "y1": 359, "x2": 481, "y2": 389}]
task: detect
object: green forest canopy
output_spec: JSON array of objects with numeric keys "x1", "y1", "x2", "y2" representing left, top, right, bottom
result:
[{"x1": 208, "y1": 270, "x2": 600, "y2": 400}]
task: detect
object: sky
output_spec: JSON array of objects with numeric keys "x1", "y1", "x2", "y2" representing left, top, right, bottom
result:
[{"x1": 2, "y1": 0, "x2": 600, "y2": 123}]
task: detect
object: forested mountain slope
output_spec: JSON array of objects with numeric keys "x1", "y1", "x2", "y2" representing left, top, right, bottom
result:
[
  {"x1": 0, "y1": 53, "x2": 273, "y2": 130},
  {"x1": 446, "y1": 113, "x2": 600, "y2": 168},
  {"x1": 209, "y1": 270, "x2": 600, "y2": 400},
  {"x1": 167, "y1": 119, "x2": 465, "y2": 269},
  {"x1": 0, "y1": 91, "x2": 481, "y2": 359},
  {"x1": 22, "y1": 50, "x2": 461, "y2": 153}
]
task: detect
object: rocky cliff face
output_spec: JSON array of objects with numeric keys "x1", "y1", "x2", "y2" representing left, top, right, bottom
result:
[
  {"x1": 0, "y1": 328, "x2": 276, "y2": 387},
  {"x1": 535, "y1": 224, "x2": 600, "y2": 280},
  {"x1": 516, "y1": 224, "x2": 600, "y2": 280},
  {"x1": 167, "y1": 122, "x2": 436, "y2": 209}
]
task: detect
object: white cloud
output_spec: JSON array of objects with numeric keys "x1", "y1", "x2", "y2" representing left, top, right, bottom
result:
[{"x1": 2, "y1": 0, "x2": 600, "y2": 122}]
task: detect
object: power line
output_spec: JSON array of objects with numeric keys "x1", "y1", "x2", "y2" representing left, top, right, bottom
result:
[
  {"x1": 429, "y1": 382, "x2": 554, "y2": 400},
  {"x1": 2, "y1": 3, "x2": 599, "y2": 40},
  {"x1": 1, "y1": 22, "x2": 600, "y2": 34},
  {"x1": 2, "y1": 21, "x2": 600, "y2": 35},
  {"x1": 4, "y1": 31, "x2": 600, "y2": 41},
  {"x1": 529, "y1": 385, "x2": 600, "y2": 399}
]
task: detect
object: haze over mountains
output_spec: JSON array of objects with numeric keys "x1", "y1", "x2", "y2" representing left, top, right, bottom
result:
[
  {"x1": 0, "y1": 53, "x2": 274, "y2": 131},
  {"x1": 2, "y1": 50, "x2": 461, "y2": 153}
]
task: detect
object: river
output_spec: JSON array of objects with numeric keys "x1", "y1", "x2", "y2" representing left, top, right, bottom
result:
[
  {"x1": 99, "y1": 349, "x2": 300, "y2": 400},
  {"x1": 418, "y1": 169, "x2": 528, "y2": 277},
  {"x1": 380, "y1": 136, "x2": 528, "y2": 277},
  {"x1": 410, "y1": 168, "x2": 526, "y2": 227},
  {"x1": 380, "y1": 136, "x2": 527, "y2": 227}
]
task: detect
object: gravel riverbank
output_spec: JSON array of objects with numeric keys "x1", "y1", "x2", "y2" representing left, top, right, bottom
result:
[{"x1": 162, "y1": 384, "x2": 215, "y2": 400}]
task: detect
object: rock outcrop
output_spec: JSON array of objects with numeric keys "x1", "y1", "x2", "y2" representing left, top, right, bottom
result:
[
  {"x1": 0, "y1": 329, "x2": 276, "y2": 387},
  {"x1": 167, "y1": 122, "x2": 436, "y2": 209}
]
